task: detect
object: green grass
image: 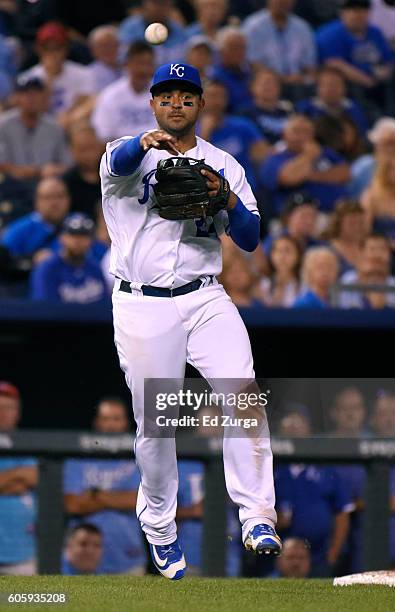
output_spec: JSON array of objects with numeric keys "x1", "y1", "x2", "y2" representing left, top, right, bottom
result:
[{"x1": 0, "y1": 576, "x2": 394, "y2": 612}]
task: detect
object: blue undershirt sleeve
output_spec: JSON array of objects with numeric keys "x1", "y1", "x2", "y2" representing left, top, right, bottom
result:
[
  {"x1": 110, "y1": 134, "x2": 147, "y2": 176},
  {"x1": 228, "y1": 197, "x2": 260, "y2": 252}
]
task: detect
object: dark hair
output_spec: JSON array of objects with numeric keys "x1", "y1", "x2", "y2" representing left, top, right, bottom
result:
[
  {"x1": 363, "y1": 232, "x2": 391, "y2": 249},
  {"x1": 313, "y1": 115, "x2": 344, "y2": 151},
  {"x1": 268, "y1": 234, "x2": 302, "y2": 278},
  {"x1": 326, "y1": 199, "x2": 364, "y2": 240},
  {"x1": 66, "y1": 523, "x2": 102, "y2": 541},
  {"x1": 126, "y1": 41, "x2": 154, "y2": 59}
]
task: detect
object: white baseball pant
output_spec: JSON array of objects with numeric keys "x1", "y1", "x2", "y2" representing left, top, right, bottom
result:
[{"x1": 112, "y1": 278, "x2": 276, "y2": 545}]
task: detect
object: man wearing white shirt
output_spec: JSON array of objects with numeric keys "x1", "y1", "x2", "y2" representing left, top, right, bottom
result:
[
  {"x1": 22, "y1": 22, "x2": 94, "y2": 119},
  {"x1": 92, "y1": 42, "x2": 156, "y2": 143}
]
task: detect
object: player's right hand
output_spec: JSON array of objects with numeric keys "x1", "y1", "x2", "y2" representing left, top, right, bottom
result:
[{"x1": 140, "y1": 130, "x2": 179, "y2": 155}]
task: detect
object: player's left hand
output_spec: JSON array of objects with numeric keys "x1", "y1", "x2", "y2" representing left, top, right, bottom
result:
[{"x1": 200, "y1": 169, "x2": 237, "y2": 209}]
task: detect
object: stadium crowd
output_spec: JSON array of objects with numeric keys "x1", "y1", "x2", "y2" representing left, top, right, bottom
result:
[
  {"x1": 0, "y1": 0, "x2": 394, "y2": 308},
  {"x1": 0, "y1": 380, "x2": 394, "y2": 577}
]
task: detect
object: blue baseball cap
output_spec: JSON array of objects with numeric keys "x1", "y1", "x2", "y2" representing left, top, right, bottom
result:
[
  {"x1": 62, "y1": 213, "x2": 95, "y2": 236},
  {"x1": 150, "y1": 62, "x2": 203, "y2": 95}
]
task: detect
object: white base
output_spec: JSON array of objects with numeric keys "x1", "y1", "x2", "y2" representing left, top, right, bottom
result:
[{"x1": 334, "y1": 571, "x2": 395, "y2": 587}]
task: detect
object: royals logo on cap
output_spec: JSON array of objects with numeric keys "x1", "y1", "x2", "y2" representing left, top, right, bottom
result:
[{"x1": 150, "y1": 63, "x2": 203, "y2": 95}]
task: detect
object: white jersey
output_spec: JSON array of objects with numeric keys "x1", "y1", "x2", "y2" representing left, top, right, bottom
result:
[
  {"x1": 100, "y1": 136, "x2": 259, "y2": 288},
  {"x1": 22, "y1": 61, "x2": 94, "y2": 115},
  {"x1": 92, "y1": 77, "x2": 156, "y2": 143}
]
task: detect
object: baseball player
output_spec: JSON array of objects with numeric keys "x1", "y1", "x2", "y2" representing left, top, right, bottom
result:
[{"x1": 100, "y1": 62, "x2": 281, "y2": 580}]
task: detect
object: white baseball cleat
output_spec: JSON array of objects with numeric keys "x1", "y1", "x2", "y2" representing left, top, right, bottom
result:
[
  {"x1": 149, "y1": 539, "x2": 186, "y2": 580},
  {"x1": 244, "y1": 524, "x2": 283, "y2": 556}
]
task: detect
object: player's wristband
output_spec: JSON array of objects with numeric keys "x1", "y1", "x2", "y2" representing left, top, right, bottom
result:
[{"x1": 110, "y1": 133, "x2": 147, "y2": 176}]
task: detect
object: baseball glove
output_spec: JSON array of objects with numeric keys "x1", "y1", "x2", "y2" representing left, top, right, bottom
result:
[{"x1": 153, "y1": 157, "x2": 230, "y2": 220}]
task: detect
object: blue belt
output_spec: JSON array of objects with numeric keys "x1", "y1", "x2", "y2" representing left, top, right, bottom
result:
[{"x1": 119, "y1": 277, "x2": 213, "y2": 298}]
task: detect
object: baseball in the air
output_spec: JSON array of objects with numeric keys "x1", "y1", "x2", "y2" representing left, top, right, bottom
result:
[{"x1": 145, "y1": 22, "x2": 168, "y2": 45}]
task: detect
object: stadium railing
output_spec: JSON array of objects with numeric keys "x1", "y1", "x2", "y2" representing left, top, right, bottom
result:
[{"x1": 0, "y1": 431, "x2": 393, "y2": 576}]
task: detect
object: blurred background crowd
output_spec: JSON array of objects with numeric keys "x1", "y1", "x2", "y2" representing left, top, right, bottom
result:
[
  {"x1": 0, "y1": 0, "x2": 395, "y2": 308},
  {"x1": 0, "y1": 379, "x2": 394, "y2": 578}
]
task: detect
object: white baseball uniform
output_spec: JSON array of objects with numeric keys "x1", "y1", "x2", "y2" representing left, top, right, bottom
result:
[{"x1": 100, "y1": 135, "x2": 276, "y2": 546}]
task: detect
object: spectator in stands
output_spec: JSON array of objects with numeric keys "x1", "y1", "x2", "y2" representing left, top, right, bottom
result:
[
  {"x1": 243, "y1": 0, "x2": 317, "y2": 96},
  {"x1": 261, "y1": 192, "x2": 320, "y2": 264},
  {"x1": 293, "y1": 246, "x2": 339, "y2": 308},
  {"x1": 260, "y1": 115, "x2": 350, "y2": 216},
  {"x1": 294, "y1": 0, "x2": 339, "y2": 28},
  {"x1": 62, "y1": 523, "x2": 103, "y2": 575},
  {"x1": 242, "y1": 69, "x2": 294, "y2": 145},
  {"x1": 370, "y1": 0, "x2": 395, "y2": 48},
  {"x1": 177, "y1": 460, "x2": 204, "y2": 575},
  {"x1": 275, "y1": 410, "x2": 352, "y2": 576},
  {"x1": 63, "y1": 397, "x2": 146, "y2": 575},
  {"x1": 0, "y1": 75, "x2": 70, "y2": 184},
  {"x1": 92, "y1": 42, "x2": 156, "y2": 142},
  {"x1": 119, "y1": 0, "x2": 187, "y2": 65},
  {"x1": 297, "y1": 68, "x2": 369, "y2": 137},
  {"x1": 272, "y1": 538, "x2": 312, "y2": 578},
  {"x1": 325, "y1": 199, "x2": 366, "y2": 276},
  {"x1": 1, "y1": 177, "x2": 70, "y2": 262},
  {"x1": 339, "y1": 115, "x2": 368, "y2": 163},
  {"x1": 187, "y1": 0, "x2": 229, "y2": 41},
  {"x1": 87, "y1": 26, "x2": 123, "y2": 93},
  {"x1": 370, "y1": 390, "x2": 395, "y2": 436},
  {"x1": 211, "y1": 26, "x2": 253, "y2": 114},
  {"x1": 338, "y1": 233, "x2": 395, "y2": 308},
  {"x1": 0, "y1": 382, "x2": 38, "y2": 575},
  {"x1": 259, "y1": 235, "x2": 301, "y2": 307},
  {"x1": 316, "y1": 0, "x2": 394, "y2": 109},
  {"x1": 362, "y1": 157, "x2": 395, "y2": 250},
  {"x1": 349, "y1": 117, "x2": 395, "y2": 198},
  {"x1": 30, "y1": 213, "x2": 109, "y2": 305},
  {"x1": 198, "y1": 80, "x2": 268, "y2": 191},
  {"x1": 329, "y1": 387, "x2": 368, "y2": 436},
  {"x1": 22, "y1": 22, "x2": 94, "y2": 120},
  {"x1": 63, "y1": 123, "x2": 104, "y2": 217},
  {"x1": 220, "y1": 251, "x2": 264, "y2": 308},
  {"x1": 277, "y1": 403, "x2": 312, "y2": 437},
  {"x1": 185, "y1": 36, "x2": 215, "y2": 81}
]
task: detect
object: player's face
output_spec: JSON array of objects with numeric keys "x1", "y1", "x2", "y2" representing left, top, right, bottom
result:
[
  {"x1": 67, "y1": 531, "x2": 102, "y2": 573},
  {"x1": 278, "y1": 413, "x2": 310, "y2": 437},
  {"x1": 0, "y1": 396, "x2": 20, "y2": 432},
  {"x1": 151, "y1": 89, "x2": 204, "y2": 138}
]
